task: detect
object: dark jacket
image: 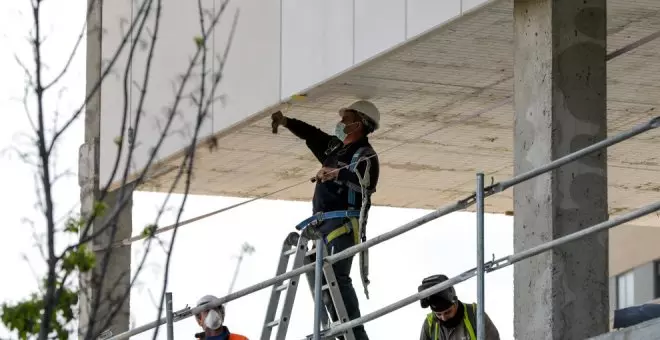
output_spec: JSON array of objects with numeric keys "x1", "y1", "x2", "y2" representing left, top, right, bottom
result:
[
  {"x1": 420, "y1": 302, "x2": 500, "y2": 340},
  {"x1": 286, "y1": 118, "x2": 380, "y2": 220}
]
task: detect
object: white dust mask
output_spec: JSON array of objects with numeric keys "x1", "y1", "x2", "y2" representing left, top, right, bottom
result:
[{"x1": 204, "y1": 309, "x2": 224, "y2": 330}]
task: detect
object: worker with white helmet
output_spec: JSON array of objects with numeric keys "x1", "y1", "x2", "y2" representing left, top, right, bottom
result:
[
  {"x1": 193, "y1": 295, "x2": 248, "y2": 340},
  {"x1": 271, "y1": 100, "x2": 381, "y2": 340}
]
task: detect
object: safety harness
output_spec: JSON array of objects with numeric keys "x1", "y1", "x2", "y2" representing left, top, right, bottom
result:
[
  {"x1": 425, "y1": 303, "x2": 477, "y2": 340},
  {"x1": 294, "y1": 146, "x2": 375, "y2": 299}
]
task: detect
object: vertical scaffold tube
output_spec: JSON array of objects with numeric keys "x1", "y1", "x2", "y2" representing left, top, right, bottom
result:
[
  {"x1": 166, "y1": 292, "x2": 174, "y2": 340},
  {"x1": 313, "y1": 239, "x2": 324, "y2": 340},
  {"x1": 476, "y1": 173, "x2": 485, "y2": 340}
]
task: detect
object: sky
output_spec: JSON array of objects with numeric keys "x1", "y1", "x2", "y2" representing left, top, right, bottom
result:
[{"x1": 0, "y1": 0, "x2": 515, "y2": 339}]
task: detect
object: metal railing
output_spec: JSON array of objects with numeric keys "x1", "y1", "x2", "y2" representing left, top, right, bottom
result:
[{"x1": 107, "y1": 116, "x2": 659, "y2": 340}]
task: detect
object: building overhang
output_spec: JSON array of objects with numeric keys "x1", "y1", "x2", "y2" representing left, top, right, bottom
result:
[{"x1": 139, "y1": 0, "x2": 660, "y2": 228}]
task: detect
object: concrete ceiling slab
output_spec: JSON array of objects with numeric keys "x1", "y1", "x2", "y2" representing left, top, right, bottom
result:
[{"x1": 140, "y1": 0, "x2": 660, "y2": 228}]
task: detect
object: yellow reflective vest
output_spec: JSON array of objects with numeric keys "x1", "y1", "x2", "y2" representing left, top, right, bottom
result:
[{"x1": 425, "y1": 303, "x2": 477, "y2": 340}]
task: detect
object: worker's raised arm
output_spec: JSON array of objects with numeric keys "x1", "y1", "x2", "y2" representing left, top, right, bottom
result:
[{"x1": 272, "y1": 112, "x2": 333, "y2": 163}]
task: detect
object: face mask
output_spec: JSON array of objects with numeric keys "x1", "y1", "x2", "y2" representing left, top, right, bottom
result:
[
  {"x1": 204, "y1": 309, "x2": 224, "y2": 330},
  {"x1": 334, "y1": 122, "x2": 358, "y2": 141}
]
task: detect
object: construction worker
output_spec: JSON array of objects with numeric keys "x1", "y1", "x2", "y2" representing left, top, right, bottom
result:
[
  {"x1": 193, "y1": 295, "x2": 248, "y2": 340},
  {"x1": 418, "y1": 274, "x2": 500, "y2": 340},
  {"x1": 271, "y1": 100, "x2": 381, "y2": 340}
]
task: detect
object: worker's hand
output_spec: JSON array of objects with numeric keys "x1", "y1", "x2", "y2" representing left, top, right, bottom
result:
[
  {"x1": 271, "y1": 111, "x2": 287, "y2": 134},
  {"x1": 316, "y1": 167, "x2": 339, "y2": 182}
]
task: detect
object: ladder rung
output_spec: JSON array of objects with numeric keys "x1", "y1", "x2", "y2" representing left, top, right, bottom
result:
[
  {"x1": 322, "y1": 284, "x2": 329, "y2": 291},
  {"x1": 283, "y1": 248, "x2": 297, "y2": 256},
  {"x1": 305, "y1": 248, "x2": 316, "y2": 257},
  {"x1": 266, "y1": 319, "x2": 280, "y2": 328},
  {"x1": 275, "y1": 282, "x2": 289, "y2": 291}
]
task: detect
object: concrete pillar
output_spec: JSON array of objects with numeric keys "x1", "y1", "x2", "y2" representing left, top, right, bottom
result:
[
  {"x1": 78, "y1": 187, "x2": 133, "y2": 339},
  {"x1": 79, "y1": 0, "x2": 132, "y2": 337},
  {"x1": 513, "y1": 0, "x2": 609, "y2": 339}
]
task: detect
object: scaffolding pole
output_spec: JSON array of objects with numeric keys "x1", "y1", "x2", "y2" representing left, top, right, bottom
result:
[
  {"x1": 105, "y1": 116, "x2": 659, "y2": 340},
  {"x1": 318, "y1": 199, "x2": 660, "y2": 338},
  {"x1": 313, "y1": 239, "x2": 324, "y2": 340},
  {"x1": 165, "y1": 292, "x2": 174, "y2": 340},
  {"x1": 490, "y1": 116, "x2": 659, "y2": 194},
  {"x1": 476, "y1": 173, "x2": 485, "y2": 340}
]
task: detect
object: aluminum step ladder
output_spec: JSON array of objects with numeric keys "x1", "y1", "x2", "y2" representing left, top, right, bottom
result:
[{"x1": 260, "y1": 231, "x2": 356, "y2": 340}]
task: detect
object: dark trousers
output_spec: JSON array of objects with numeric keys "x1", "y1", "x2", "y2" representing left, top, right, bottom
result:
[{"x1": 310, "y1": 231, "x2": 369, "y2": 340}]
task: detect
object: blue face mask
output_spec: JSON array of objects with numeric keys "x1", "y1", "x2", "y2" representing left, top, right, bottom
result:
[
  {"x1": 334, "y1": 122, "x2": 358, "y2": 141},
  {"x1": 334, "y1": 122, "x2": 347, "y2": 141}
]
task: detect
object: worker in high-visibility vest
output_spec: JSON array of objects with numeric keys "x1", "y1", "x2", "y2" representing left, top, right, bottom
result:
[
  {"x1": 418, "y1": 274, "x2": 500, "y2": 340},
  {"x1": 193, "y1": 295, "x2": 248, "y2": 340},
  {"x1": 271, "y1": 100, "x2": 381, "y2": 340}
]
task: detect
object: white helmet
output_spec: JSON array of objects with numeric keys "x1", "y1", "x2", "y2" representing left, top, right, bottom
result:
[
  {"x1": 342, "y1": 100, "x2": 380, "y2": 131},
  {"x1": 195, "y1": 295, "x2": 224, "y2": 315}
]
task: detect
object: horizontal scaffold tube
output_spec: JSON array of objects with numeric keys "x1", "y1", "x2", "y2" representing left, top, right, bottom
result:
[
  {"x1": 106, "y1": 201, "x2": 469, "y2": 340},
  {"x1": 106, "y1": 115, "x2": 659, "y2": 340},
  {"x1": 319, "y1": 199, "x2": 660, "y2": 338},
  {"x1": 492, "y1": 116, "x2": 659, "y2": 193}
]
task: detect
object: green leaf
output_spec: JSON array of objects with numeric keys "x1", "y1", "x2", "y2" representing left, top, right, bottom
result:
[
  {"x1": 61, "y1": 245, "x2": 96, "y2": 274},
  {"x1": 194, "y1": 36, "x2": 204, "y2": 48},
  {"x1": 63, "y1": 217, "x2": 85, "y2": 234},
  {"x1": 93, "y1": 201, "x2": 108, "y2": 217},
  {"x1": 141, "y1": 224, "x2": 158, "y2": 239}
]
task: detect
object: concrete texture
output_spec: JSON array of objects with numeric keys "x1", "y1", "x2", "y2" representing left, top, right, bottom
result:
[
  {"x1": 137, "y1": 0, "x2": 660, "y2": 228},
  {"x1": 588, "y1": 316, "x2": 660, "y2": 340},
  {"x1": 79, "y1": 0, "x2": 132, "y2": 337},
  {"x1": 78, "y1": 188, "x2": 133, "y2": 339},
  {"x1": 512, "y1": 0, "x2": 610, "y2": 339}
]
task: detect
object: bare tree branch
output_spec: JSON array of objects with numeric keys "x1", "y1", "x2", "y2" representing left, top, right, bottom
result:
[{"x1": 3, "y1": 0, "x2": 240, "y2": 337}]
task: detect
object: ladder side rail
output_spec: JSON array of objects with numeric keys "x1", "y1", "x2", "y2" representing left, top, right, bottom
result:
[
  {"x1": 260, "y1": 233, "x2": 301, "y2": 340},
  {"x1": 273, "y1": 235, "x2": 311, "y2": 340},
  {"x1": 319, "y1": 245, "x2": 356, "y2": 340},
  {"x1": 304, "y1": 249, "x2": 331, "y2": 327}
]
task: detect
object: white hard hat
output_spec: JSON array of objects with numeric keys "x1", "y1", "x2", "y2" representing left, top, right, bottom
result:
[
  {"x1": 195, "y1": 295, "x2": 224, "y2": 315},
  {"x1": 341, "y1": 100, "x2": 380, "y2": 131}
]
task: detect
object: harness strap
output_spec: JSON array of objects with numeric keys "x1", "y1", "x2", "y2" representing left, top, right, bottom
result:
[
  {"x1": 294, "y1": 210, "x2": 361, "y2": 231},
  {"x1": 324, "y1": 217, "x2": 359, "y2": 244},
  {"x1": 348, "y1": 145, "x2": 375, "y2": 300},
  {"x1": 347, "y1": 146, "x2": 371, "y2": 206}
]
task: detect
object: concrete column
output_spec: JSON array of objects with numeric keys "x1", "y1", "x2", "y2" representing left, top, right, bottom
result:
[
  {"x1": 513, "y1": 0, "x2": 609, "y2": 339},
  {"x1": 79, "y1": 0, "x2": 132, "y2": 337},
  {"x1": 78, "y1": 187, "x2": 133, "y2": 339}
]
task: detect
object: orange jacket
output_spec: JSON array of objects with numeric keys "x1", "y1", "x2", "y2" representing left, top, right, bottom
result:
[{"x1": 194, "y1": 331, "x2": 248, "y2": 340}]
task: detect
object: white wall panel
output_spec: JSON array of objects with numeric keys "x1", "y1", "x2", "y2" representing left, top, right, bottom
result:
[
  {"x1": 210, "y1": 0, "x2": 281, "y2": 139},
  {"x1": 99, "y1": 0, "x2": 139, "y2": 187},
  {"x1": 100, "y1": 0, "x2": 280, "y2": 186},
  {"x1": 354, "y1": 0, "x2": 406, "y2": 64},
  {"x1": 281, "y1": 0, "x2": 353, "y2": 97},
  {"x1": 406, "y1": 0, "x2": 461, "y2": 38},
  {"x1": 100, "y1": 0, "x2": 474, "y2": 186}
]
